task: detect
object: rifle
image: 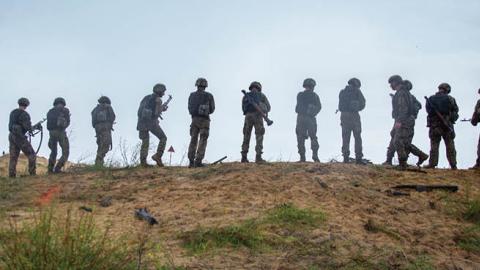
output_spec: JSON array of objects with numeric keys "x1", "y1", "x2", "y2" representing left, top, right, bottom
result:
[
  {"x1": 135, "y1": 208, "x2": 158, "y2": 225},
  {"x1": 424, "y1": 96, "x2": 454, "y2": 132},
  {"x1": 460, "y1": 118, "x2": 472, "y2": 122},
  {"x1": 212, "y1": 156, "x2": 227, "y2": 165},
  {"x1": 392, "y1": 184, "x2": 458, "y2": 193},
  {"x1": 29, "y1": 118, "x2": 47, "y2": 155},
  {"x1": 159, "y1": 95, "x2": 173, "y2": 120},
  {"x1": 241, "y1": 90, "x2": 273, "y2": 126}
]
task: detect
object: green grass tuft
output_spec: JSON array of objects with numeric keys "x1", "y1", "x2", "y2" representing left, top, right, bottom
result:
[
  {"x1": 456, "y1": 225, "x2": 480, "y2": 253},
  {"x1": 265, "y1": 203, "x2": 326, "y2": 229},
  {"x1": 0, "y1": 207, "x2": 137, "y2": 270},
  {"x1": 464, "y1": 199, "x2": 480, "y2": 224}
]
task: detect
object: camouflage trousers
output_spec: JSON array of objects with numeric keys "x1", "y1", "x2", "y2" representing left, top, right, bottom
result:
[
  {"x1": 48, "y1": 130, "x2": 69, "y2": 172},
  {"x1": 139, "y1": 122, "x2": 167, "y2": 163},
  {"x1": 241, "y1": 112, "x2": 265, "y2": 156},
  {"x1": 95, "y1": 123, "x2": 112, "y2": 166},
  {"x1": 477, "y1": 134, "x2": 480, "y2": 166},
  {"x1": 296, "y1": 114, "x2": 319, "y2": 156},
  {"x1": 8, "y1": 133, "x2": 36, "y2": 177},
  {"x1": 386, "y1": 126, "x2": 427, "y2": 162},
  {"x1": 393, "y1": 124, "x2": 414, "y2": 164},
  {"x1": 428, "y1": 126, "x2": 457, "y2": 168},
  {"x1": 188, "y1": 117, "x2": 210, "y2": 162},
  {"x1": 340, "y1": 112, "x2": 362, "y2": 159}
]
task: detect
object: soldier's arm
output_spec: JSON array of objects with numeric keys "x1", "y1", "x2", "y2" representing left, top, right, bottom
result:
[
  {"x1": 20, "y1": 112, "x2": 33, "y2": 132},
  {"x1": 358, "y1": 91, "x2": 366, "y2": 111},
  {"x1": 295, "y1": 93, "x2": 301, "y2": 113},
  {"x1": 188, "y1": 93, "x2": 194, "y2": 115},
  {"x1": 91, "y1": 108, "x2": 97, "y2": 128},
  {"x1": 263, "y1": 94, "x2": 271, "y2": 113},
  {"x1": 338, "y1": 91, "x2": 343, "y2": 112},
  {"x1": 314, "y1": 94, "x2": 321, "y2": 115},
  {"x1": 242, "y1": 96, "x2": 248, "y2": 113},
  {"x1": 65, "y1": 108, "x2": 71, "y2": 128},
  {"x1": 395, "y1": 92, "x2": 410, "y2": 123},
  {"x1": 472, "y1": 100, "x2": 480, "y2": 125},
  {"x1": 450, "y1": 96, "x2": 459, "y2": 122},
  {"x1": 209, "y1": 93, "x2": 215, "y2": 114},
  {"x1": 109, "y1": 106, "x2": 116, "y2": 123}
]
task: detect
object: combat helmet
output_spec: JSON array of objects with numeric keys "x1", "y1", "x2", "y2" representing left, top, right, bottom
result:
[
  {"x1": 195, "y1": 78, "x2": 208, "y2": 88},
  {"x1": 53, "y1": 97, "x2": 66, "y2": 106},
  {"x1": 153, "y1": 83, "x2": 167, "y2": 95},
  {"x1": 388, "y1": 75, "x2": 403, "y2": 84},
  {"x1": 18, "y1": 97, "x2": 30, "y2": 107},
  {"x1": 403, "y1": 80, "x2": 413, "y2": 91},
  {"x1": 98, "y1": 96, "x2": 111, "y2": 105},
  {"x1": 303, "y1": 78, "x2": 316, "y2": 88},
  {"x1": 438, "y1": 83, "x2": 451, "y2": 94},
  {"x1": 348, "y1": 78, "x2": 361, "y2": 88},
  {"x1": 249, "y1": 81, "x2": 262, "y2": 91}
]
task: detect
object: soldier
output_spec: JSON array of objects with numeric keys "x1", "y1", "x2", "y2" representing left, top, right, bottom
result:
[
  {"x1": 389, "y1": 75, "x2": 416, "y2": 170},
  {"x1": 91, "y1": 96, "x2": 116, "y2": 166},
  {"x1": 338, "y1": 78, "x2": 365, "y2": 164},
  {"x1": 470, "y1": 88, "x2": 480, "y2": 169},
  {"x1": 137, "y1": 84, "x2": 169, "y2": 167},
  {"x1": 8, "y1": 98, "x2": 38, "y2": 177},
  {"x1": 46, "y1": 97, "x2": 71, "y2": 173},
  {"x1": 188, "y1": 78, "x2": 215, "y2": 168},
  {"x1": 241, "y1": 81, "x2": 271, "y2": 163},
  {"x1": 383, "y1": 80, "x2": 428, "y2": 166},
  {"x1": 424, "y1": 83, "x2": 459, "y2": 170},
  {"x1": 295, "y1": 78, "x2": 321, "y2": 162}
]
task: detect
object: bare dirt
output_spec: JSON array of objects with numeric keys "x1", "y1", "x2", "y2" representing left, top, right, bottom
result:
[{"x1": 1, "y1": 159, "x2": 480, "y2": 269}]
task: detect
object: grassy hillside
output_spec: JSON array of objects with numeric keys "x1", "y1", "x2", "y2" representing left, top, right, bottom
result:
[{"x1": 0, "y1": 162, "x2": 479, "y2": 269}]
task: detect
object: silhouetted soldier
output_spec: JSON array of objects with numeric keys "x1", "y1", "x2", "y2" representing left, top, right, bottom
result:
[
  {"x1": 46, "y1": 97, "x2": 71, "y2": 173},
  {"x1": 470, "y1": 88, "x2": 480, "y2": 169},
  {"x1": 91, "y1": 96, "x2": 116, "y2": 166}
]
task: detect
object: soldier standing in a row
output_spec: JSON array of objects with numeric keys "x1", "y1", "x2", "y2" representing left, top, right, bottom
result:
[
  {"x1": 338, "y1": 78, "x2": 365, "y2": 164},
  {"x1": 91, "y1": 96, "x2": 116, "y2": 166},
  {"x1": 296, "y1": 78, "x2": 321, "y2": 162},
  {"x1": 425, "y1": 83, "x2": 459, "y2": 170},
  {"x1": 137, "y1": 84, "x2": 169, "y2": 167},
  {"x1": 241, "y1": 81, "x2": 270, "y2": 163},
  {"x1": 8, "y1": 98, "x2": 38, "y2": 177},
  {"x1": 188, "y1": 78, "x2": 215, "y2": 168},
  {"x1": 46, "y1": 97, "x2": 71, "y2": 173},
  {"x1": 470, "y1": 88, "x2": 480, "y2": 169}
]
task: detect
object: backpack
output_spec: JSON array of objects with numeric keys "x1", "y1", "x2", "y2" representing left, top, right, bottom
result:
[
  {"x1": 410, "y1": 94, "x2": 422, "y2": 119},
  {"x1": 428, "y1": 94, "x2": 451, "y2": 115},
  {"x1": 195, "y1": 93, "x2": 211, "y2": 116},
  {"x1": 93, "y1": 106, "x2": 108, "y2": 123},
  {"x1": 138, "y1": 95, "x2": 155, "y2": 120},
  {"x1": 57, "y1": 113, "x2": 68, "y2": 128}
]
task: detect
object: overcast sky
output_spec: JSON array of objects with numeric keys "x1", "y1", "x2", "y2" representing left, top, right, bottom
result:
[{"x1": 1, "y1": 0, "x2": 479, "y2": 168}]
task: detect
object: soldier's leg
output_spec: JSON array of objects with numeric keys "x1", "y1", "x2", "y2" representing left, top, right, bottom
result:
[
  {"x1": 47, "y1": 133, "x2": 58, "y2": 173},
  {"x1": 95, "y1": 129, "x2": 112, "y2": 166},
  {"x1": 254, "y1": 115, "x2": 265, "y2": 162},
  {"x1": 188, "y1": 119, "x2": 200, "y2": 166},
  {"x1": 384, "y1": 128, "x2": 396, "y2": 165},
  {"x1": 296, "y1": 117, "x2": 307, "y2": 161},
  {"x1": 353, "y1": 123, "x2": 363, "y2": 161},
  {"x1": 444, "y1": 130, "x2": 457, "y2": 169},
  {"x1": 55, "y1": 131, "x2": 69, "y2": 172},
  {"x1": 427, "y1": 127, "x2": 441, "y2": 167},
  {"x1": 393, "y1": 126, "x2": 412, "y2": 169},
  {"x1": 19, "y1": 138, "x2": 36, "y2": 176},
  {"x1": 8, "y1": 135, "x2": 21, "y2": 178},
  {"x1": 477, "y1": 134, "x2": 480, "y2": 166},
  {"x1": 241, "y1": 115, "x2": 254, "y2": 161},
  {"x1": 309, "y1": 118, "x2": 319, "y2": 162},
  {"x1": 341, "y1": 125, "x2": 352, "y2": 162},
  {"x1": 409, "y1": 143, "x2": 429, "y2": 166},
  {"x1": 150, "y1": 124, "x2": 167, "y2": 166},
  {"x1": 195, "y1": 120, "x2": 210, "y2": 165},
  {"x1": 139, "y1": 130, "x2": 150, "y2": 165}
]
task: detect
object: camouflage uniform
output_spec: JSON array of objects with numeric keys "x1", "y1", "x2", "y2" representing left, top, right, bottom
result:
[
  {"x1": 426, "y1": 92, "x2": 459, "y2": 169},
  {"x1": 471, "y1": 98, "x2": 480, "y2": 168},
  {"x1": 91, "y1": 102, "x2": 116, "y2": 166},
  {"x1": 391, "y1": 88, "x2": 415, "y2": 169},
  {"x1": 241, "y1": 90, "x2": 271, "y2": 161},
  {"x1": 188, "y1": 89, "x2": 215, "y2": 166},
  {"x1": 338, "y1": 85, "x2": 365, "y2": 162},
  {"x1": 296, "y1": 90, "x2": 321, "y2": 161},
  {"x1": 8, "y1": 108, "x2": 36, "y2": 177},
  {"x1": 137, "y1": 93, "x2": 167, "y2": 166},
  {"x1": 46, "y1": 105, "x2": 70, "y2": 173}
]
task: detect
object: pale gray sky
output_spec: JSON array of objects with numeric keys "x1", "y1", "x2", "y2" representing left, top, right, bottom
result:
[{"x1": 1, "y1": 0, "x2": 479, "y2": 168}]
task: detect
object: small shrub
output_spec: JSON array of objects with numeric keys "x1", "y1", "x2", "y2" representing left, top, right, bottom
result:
[
  {"x1": 265, "y1": 203, "x2": 326, "y2": 229},
  {"x1": 464, "y1": 199, "x2": 480, "y2": 224},
  {"x1": 456, "y1": 225, "x2": 480, "y2": 253},
  {"x1": 0, "y1": 208, "x2": 137, "y2": 270}
]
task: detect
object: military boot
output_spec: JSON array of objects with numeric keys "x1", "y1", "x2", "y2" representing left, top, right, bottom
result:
[
  {"x1": 397, "y1": 160, "x2": 407, "y2": 171},
  {"x1": 241, "y1": 153, "x2": 249, "y2": 163},
  {"x1": 140, "y1": 158, "x2": 152, "y2": 168},
  {"x1": 298, "y1": 153, "x2": 306, "y2": 163},
  {"x1": 356, "y1": 158, "x2": 367, "y2": 165},
  {"x1": 416, "y1": 153, "x2": 429, "y2": 167},
  {"x1": 48, "y1": 162, "x2": 55, "y2": 174},
  {"x1": 194, "y1": 160, "x2": 205, "y2": 168},
  {"x1": 255, "y1": 154, "x2": 266, "y2": 164},
  {"x1": 188, "y1": 159, "x2": 195, "y2": 168},
  {"x1": 312, "y1": 152, "x2": 320, "y2": 163},
  {"x1": 423, "y1": 164, "x2": 436, "y2": 169},
  {"x1": 470, "y1": 161, "x2": 480, "y2": 170},
  {"x1": 151, "y1": 154, "x2": 164, "y2": 167},
  {"x1": 343, "y1": 156, "x2": 349, "y2": 163}
]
